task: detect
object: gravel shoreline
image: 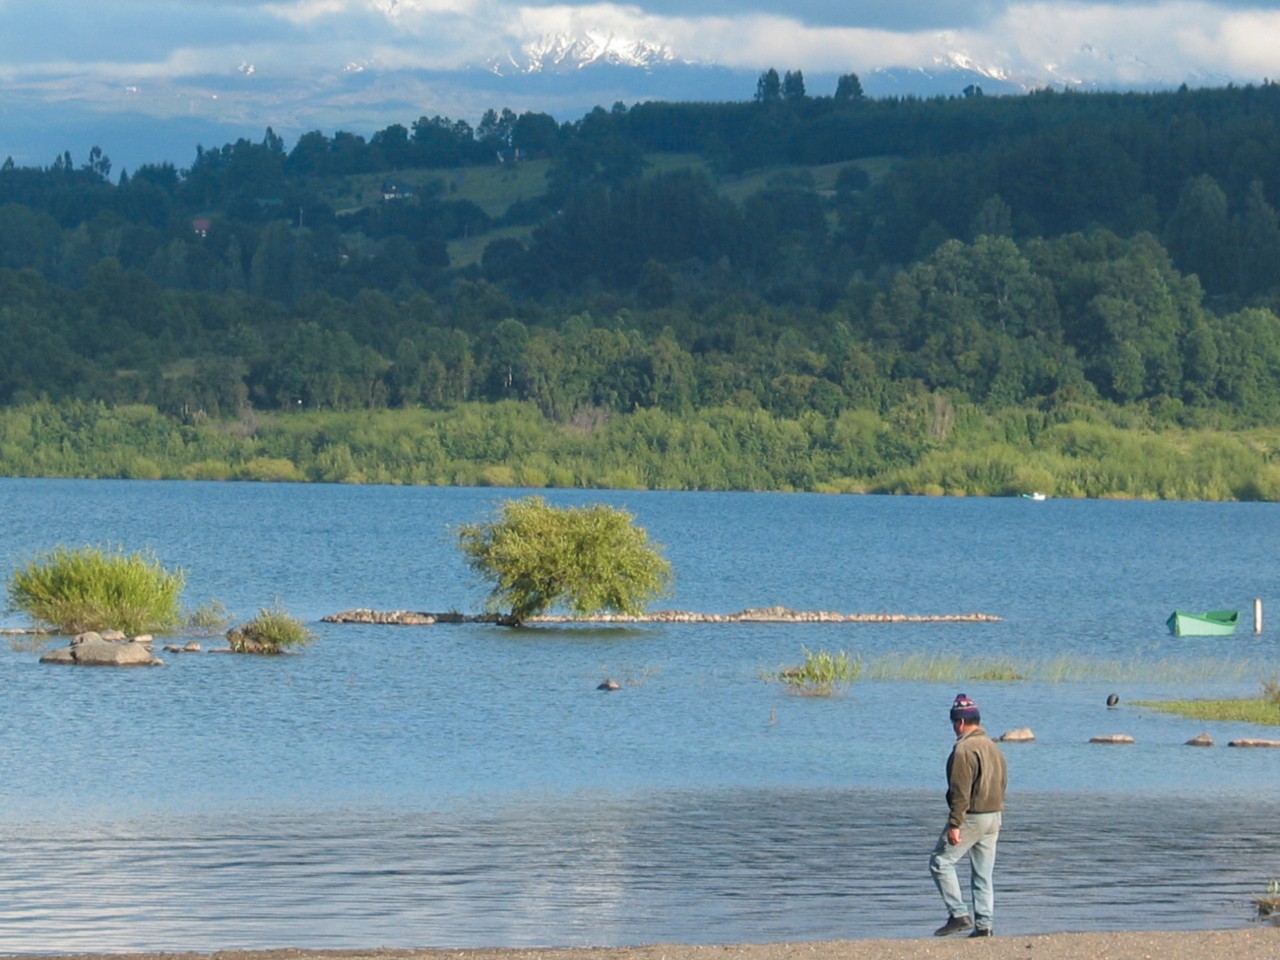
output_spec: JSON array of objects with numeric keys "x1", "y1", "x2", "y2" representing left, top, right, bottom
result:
[{"x1": 6, "y1": 930, "x2": 1279, "y2": 960}]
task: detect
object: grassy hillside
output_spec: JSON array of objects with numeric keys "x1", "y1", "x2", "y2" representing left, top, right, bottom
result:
[{"x1": 314, "y1": 153, "x2": 896, "y2": 266}]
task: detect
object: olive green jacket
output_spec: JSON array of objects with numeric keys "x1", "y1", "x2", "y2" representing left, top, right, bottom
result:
[{"x1": 945, "y1": 726, "x2": 1007, "y2": 829}]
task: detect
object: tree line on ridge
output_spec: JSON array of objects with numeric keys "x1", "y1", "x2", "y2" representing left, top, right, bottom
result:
[{"x1": 2, "y1": 77, "x2": 1280, "y2": 495}]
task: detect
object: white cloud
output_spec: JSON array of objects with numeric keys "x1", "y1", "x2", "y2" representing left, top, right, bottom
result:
[
  {"x1": 970, "y1": 2, "x2": 1280, "y2": 82},
  {"x1": 1185, "y1": 10, "x2": 1280, "y2": 75},
  {"x1": 3, "y1": 0, "x2": 1279, "y2": 84},
  {"x1": 263, "y1": 0, "x2": 359, "y2": 21},
  {"x1": 664, "y1": 16, "x2": 946, "y2": 70}
]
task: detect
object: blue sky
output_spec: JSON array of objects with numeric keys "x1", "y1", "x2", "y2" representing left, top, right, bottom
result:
[{"x1": 2, "y1": 0, "x2": 1279, "y2": 170}]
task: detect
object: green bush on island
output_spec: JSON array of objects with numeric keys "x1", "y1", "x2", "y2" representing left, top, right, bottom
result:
[
  {"x1": 6, "y1": 544, "x2": 185, "y2": 635},
  {"x1": 226, "y1": 605, "x2": 313, "y2": 654},
  {"x1": 456, "y1": 495, "x2": 673, "y2": 625},
  {"x1": 770, "y1": 647, "x2": 862, "y2": 696}
]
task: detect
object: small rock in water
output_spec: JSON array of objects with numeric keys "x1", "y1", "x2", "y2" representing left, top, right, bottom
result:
[
  {"x1": 597, "y1": 679, "x2": 621, "y2": 691},
  {"x1": 1106, "y1": 693, "x2": 1119, "y2": 707},
  {"x1": 1185, "y1": 733, "x2": 1214, "y2": 747},
  {"x1": 1089, "y1": 733, "x2": 1135, "y2": 744}
]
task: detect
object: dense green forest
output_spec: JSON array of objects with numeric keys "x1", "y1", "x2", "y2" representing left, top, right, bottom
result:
[{"x1": 4, "y1": 77, "x2": 1280, "y2": 497}]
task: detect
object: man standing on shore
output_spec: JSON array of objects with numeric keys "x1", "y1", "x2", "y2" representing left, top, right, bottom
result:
[{"x1": 929, "y1": 693, "x2": 1007, "y2": 938}]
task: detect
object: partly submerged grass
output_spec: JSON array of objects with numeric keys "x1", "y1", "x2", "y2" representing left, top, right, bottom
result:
[
  {"x1": 859, "y1": 652, "x2": 1268, "y2": 685},
  {"x1": 862, "y1": 653, "x2": 1023, "y2": 682},
  {"x1": 184, "y1": 599, "x2": 230, "y2": 634},
  {"x1": 1258, "y1": 880, "x2": 1280, "y2": 919},
  {"x1": 1132, "y1": 680, "x2": 1280, "y2": 724},
  {"x1": 1131, "y1": 698, "x2": 1280, "y2": 725}
]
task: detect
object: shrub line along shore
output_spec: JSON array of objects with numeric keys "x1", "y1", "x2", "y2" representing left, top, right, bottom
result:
[
  {"x1": 7, "y1": 930, "x2": 1279, "y2": 960},
  {"x1": 320, "y1": 607, "x2": 1003, "y2": 625}
]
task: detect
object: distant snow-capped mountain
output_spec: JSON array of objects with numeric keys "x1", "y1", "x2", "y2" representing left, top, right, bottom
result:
[
  {"x1": 3, "y1": 24, "x2": 1257, "y2": 175},
  {"x1": 492, "y1": 28, "x2": 1249, "y2": 96},
  {"x1": 490, "y1": 33, "x2": 684, "y2": 76},
  {"x1": 922, "y1": 42, "x2": 1237, "y2": 93}
]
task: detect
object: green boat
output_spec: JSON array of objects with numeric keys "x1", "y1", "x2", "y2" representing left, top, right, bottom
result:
[{"x1": 1166, "y1": 609, "x2": 1240, "y2": 636}]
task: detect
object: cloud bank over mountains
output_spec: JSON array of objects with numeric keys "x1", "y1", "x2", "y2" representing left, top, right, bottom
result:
[{"x1": 1, "y1": 0, "x2": 1278, "y2": 171}]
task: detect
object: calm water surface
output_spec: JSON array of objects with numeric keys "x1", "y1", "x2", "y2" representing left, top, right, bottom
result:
[{"x1": 1, "y1": 480, "x2": 1278, "y2": 951}]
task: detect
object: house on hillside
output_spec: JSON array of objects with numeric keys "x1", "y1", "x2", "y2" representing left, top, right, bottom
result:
[{"x1": 382, "y1": 179, "x2": 416, "y2": 201}]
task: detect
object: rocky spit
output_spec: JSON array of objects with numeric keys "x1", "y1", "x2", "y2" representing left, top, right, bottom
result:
[{"x1": 321, "y1": 605, "x2": 1004, "y2": 626}]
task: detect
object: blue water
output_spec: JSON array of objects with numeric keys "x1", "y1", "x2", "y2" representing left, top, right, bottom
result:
[{"x1": 1, "y1": 479, "x2": 1278, "y2": 951}]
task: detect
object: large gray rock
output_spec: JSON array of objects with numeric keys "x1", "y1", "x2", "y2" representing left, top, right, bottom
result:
[
  {"x1": 998, "y1": 727, "x2": 1035, "y2": 742},
  {"x1": 40, "y1": 633, "x2": 163, "y2": 667}
]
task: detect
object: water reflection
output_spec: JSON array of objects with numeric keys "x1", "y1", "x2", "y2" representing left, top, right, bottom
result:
[{"x1": 0, "y1": 788, "x2": 1274, "y2": 952}]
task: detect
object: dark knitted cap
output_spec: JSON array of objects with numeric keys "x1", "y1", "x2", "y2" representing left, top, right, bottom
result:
[{"x1": 949, "y1": 693, "x2": 980, "y2": 722}]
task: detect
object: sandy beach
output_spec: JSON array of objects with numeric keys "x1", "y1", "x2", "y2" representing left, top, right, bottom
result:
[{"x1": 7, "y1": 930, "x2": 1279, "y2": 960}]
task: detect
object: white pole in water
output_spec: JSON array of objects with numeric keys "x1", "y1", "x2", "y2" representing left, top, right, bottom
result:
[{"x1": 1254, "y1": 598, "x2": 1263, "y2": 634}]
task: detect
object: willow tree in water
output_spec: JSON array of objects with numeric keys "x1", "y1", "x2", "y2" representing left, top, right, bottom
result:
[{"x1": 456, "y1": 496, "x2": 672, "y2": 625}]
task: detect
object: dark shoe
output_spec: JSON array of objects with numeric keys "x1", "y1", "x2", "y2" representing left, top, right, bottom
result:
[
  {"x1": 934, "y1": 915, "x2": 973, "y2": 936},
  {"x1": 969, "y1": 928, "x2": 993, "y2": 938}
]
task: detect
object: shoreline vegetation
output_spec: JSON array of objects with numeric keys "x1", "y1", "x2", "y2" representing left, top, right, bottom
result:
[
  {"x1": 4, "y1": 399, "x2": 1280, "y2": 501},
  {"x1": 5, "y1": 929, "x2": 1279, "y2": 960}
]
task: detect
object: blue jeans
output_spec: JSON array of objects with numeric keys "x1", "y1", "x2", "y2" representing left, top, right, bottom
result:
[{"x1": 929, "y1": 811, "x2": 1002, "y2": 930}]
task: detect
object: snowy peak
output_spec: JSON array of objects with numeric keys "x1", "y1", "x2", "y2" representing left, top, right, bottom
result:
[
  {"x1": 932, "y1": 49, "x2": 1013, "y2": 85},
  {"x1": 493, "y1": 32, "x2": 682, "y2": 75}
]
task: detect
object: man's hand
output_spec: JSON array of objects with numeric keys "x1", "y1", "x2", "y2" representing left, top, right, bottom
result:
[{"x1": 947, "y1": 827, "x2": 962, "y2": 846}]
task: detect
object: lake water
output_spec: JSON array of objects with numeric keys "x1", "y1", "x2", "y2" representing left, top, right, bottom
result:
[{"x1": 1, "y1": 479, "x2": 1278, "y2": 951}]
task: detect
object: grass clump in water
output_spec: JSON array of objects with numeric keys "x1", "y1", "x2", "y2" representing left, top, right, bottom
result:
[
  {"x1": 227, "y1": 605, "x2": 313, "y2": 654},
  {"x1": 769, "y1": 647, "x2": 861, "y2": 696},
  {"x1": 185, "y1": 599, "x2": 230, "y2": 633},
  {"x1": 1264, "y1": 676, "x2": 1280, "y2": 705},
  {"x1": 7, "y1": 544, "x2": 184, "y2": 635},
  {"x1": 1257, "y1": 879, "x2": 1280, "y2": 920}
]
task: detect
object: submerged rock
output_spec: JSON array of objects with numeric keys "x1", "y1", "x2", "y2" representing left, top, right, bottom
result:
[
  {"x1": 1228, "y1": 738, "x2": 1280, "y2": 748},
  {"x1": 163, "y1": 641, "x2": 203, "y2": 653},
  {"x1": 1089, "y1": 733, "x2": 1135, "y2": 744},
  {"x1": 1185, "y1": 733, "x2": 1214, "y2": 747}
]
